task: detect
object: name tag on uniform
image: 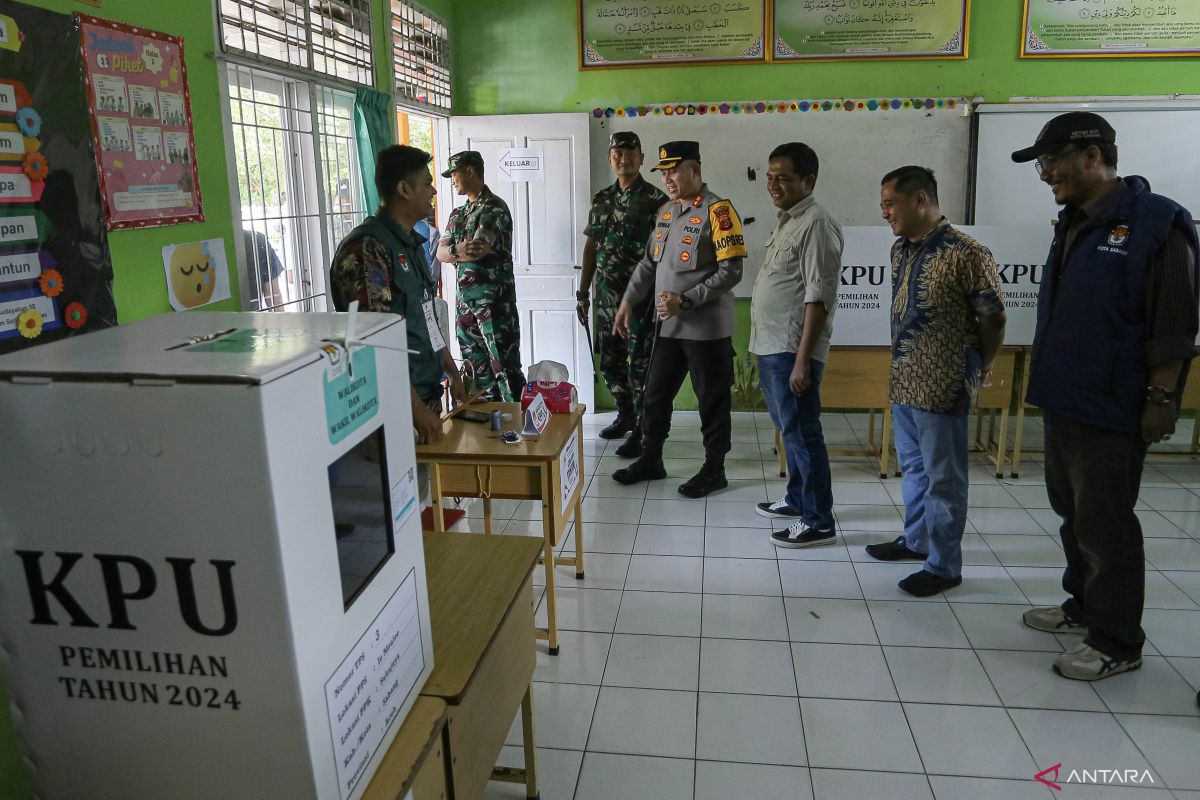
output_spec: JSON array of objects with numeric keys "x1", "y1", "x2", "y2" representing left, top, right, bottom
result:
[{"x1": 422, "y1": 300, "x2": 446, "y2": 352}]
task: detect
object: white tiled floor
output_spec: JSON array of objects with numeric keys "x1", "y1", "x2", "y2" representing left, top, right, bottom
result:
[{"x1": 459, "y1": 411, "x2": 1200, "y2": 800}]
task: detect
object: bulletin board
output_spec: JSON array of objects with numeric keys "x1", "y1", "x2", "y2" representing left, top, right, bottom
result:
[{"x1": 78, "y1": 14, "x2": 203, "y2": 230}]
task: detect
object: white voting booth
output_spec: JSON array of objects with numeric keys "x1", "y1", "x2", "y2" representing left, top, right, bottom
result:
[{"x1": 0, "y1": 311, "x2": 433, "y2": 800}]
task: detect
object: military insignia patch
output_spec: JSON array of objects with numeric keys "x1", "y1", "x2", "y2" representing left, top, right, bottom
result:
[
  {"x1": 680, "y1": 251, "x2": 691, "y2": 263},
  {"x1": 681, "y1": 234, "x2": 694, "y2": 245},
  {"x1": 1108, "y1": 225, "x2": 1130, "y2": 246},
  {"x1": 689, "y1": 216, "x2": 702, "y2": 224},
  {"x1": 662, "y1": 212, "x2": 673, "y2": 221}
]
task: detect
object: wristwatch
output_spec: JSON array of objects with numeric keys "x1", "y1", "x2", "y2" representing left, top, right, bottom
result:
[
  {"x1": 449, "y1": 241, "x2": 459, "y2": 259},
  {"x1": 576, "y1": 290, "x2": 589, "y2": 301},
  {"x1": 1147, "y1": 385, "x2": 1175, "y2": 406},
  {"x1": 679, "y1": 294, "x2": 694, "y2": 310}
]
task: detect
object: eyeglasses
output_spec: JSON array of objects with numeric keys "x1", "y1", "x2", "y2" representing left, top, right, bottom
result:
[{"x1": 1035, "y1": 145, "x2": 1078, "y2": 176}]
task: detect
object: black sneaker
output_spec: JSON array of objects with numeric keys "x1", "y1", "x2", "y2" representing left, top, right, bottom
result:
[
  {"x1": 614, "y1": 430, "x2": 643, "y2": 458},
  {"x1": 599, "y1": 412, "x2": 637, "y2": 440},
  {"x1": 612, "y1": 455, "x2": 666, "y2": 485},
  {"x1": 757, "y1": 499, "x2": 803, "y2": 520},
  {"x1": 770, "y1": 521, "x2": 836, "y2": 548},
  {"x1": 865, "y1": 535, "x2": 928, "y2": 562},
  {"x1": 898, "y1": 569, "x2": 961, "y2": 597},
  {"x1": 677, "y1": 464, "x2": 727, "y2": 498}
]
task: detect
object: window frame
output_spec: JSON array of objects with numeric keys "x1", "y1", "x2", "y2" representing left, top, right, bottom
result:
[{"x1": 391, "y1": 0, "x2": 451, "y2": 115}]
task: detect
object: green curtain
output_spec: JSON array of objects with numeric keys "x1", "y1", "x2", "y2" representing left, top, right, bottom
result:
[{"x1": 353, "y1": 87, "x2": 394, "y2": 212}]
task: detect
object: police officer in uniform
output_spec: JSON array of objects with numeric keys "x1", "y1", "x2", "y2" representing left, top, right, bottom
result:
[
  {"x1": 436, "y1": 150, "x2": 527, "y2": 401},
  {"x1": 612, "y1": 141, "x2": 746, "y2": 498},
  {"x1": 578, "y1": 131, "x2": 668, "y2": 456}
]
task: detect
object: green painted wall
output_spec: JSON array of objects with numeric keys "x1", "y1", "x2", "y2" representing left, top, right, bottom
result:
[{"x1": 448, "y1": 0, "x2": 1199, "y2": 410}]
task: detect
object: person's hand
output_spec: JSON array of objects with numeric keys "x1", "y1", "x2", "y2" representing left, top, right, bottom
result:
[
  {"x1": 414, "y1": 402, "x2": 444, "y2": 444},
  {"x1": 789, "y1": 358, "x2": 811, "y2": 395},
  {"x1": 981, "y1": 363, "x2": 994, "y2": 389},
  {"x1": 576, "y1": 295, "x2": 590, "y2": 327},
  {"x1": 656, "y1": 291, "x2": 682, "y2": 320},
  {"x1": 613, "y1": 301, "x2": 633, "y2": 338},
  {"x1": 1142, "y1": 401, "x2": 1176, "y2": 444},
  {"x1": 460, "y1": 239, "x2": 492, "y2": 260},
  {"x1": 448, "y1": 372, "x2": 468, "y2": 407}
]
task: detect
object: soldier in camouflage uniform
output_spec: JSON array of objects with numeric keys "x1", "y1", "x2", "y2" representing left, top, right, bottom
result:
[
  {"x1": 578, "y1": 131, "x2": 667, "y2": 456},
  {"x1": 436, "y1": 150, "x2": 526, "y2": 401}
]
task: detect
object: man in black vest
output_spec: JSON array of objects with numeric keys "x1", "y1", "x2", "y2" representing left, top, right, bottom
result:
[{"x1": 1013, "y1": 113, "x2": 1199, "y2": 681}]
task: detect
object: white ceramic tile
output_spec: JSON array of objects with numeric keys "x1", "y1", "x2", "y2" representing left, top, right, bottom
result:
[
  {"x1": 1117, "y1": 713, "x2": 1200, "y2": 791},
  {"x1": 928, "y1": 775, "x2": 1054, "y2": 800},
  {"x1": 713, "y1": 479, "x2": 770, "y2": 502},
  {"x1": 951, "y1": 565, "x2": 1033, "y2": 605},
  {"x1": 559, "y1": 522, "x2": 637, "y2": 555},
  {"x1": 586, "y1": 687, "x2": 697, "y2": 759},
  {"x1": 800, "y1": 698, "x2": 921, "y2": 773},
  {"x1": 1009, "y1": 709, "x2": 1156, "y2": 783},
  {"x1": 624, "y1": 554, "x2": 704, "y2": 593},
  {"x1": 792, "y1": 643, "x2": 897, "y2": 701},
  {"x1": 954, "y1": 533, "x2": 1003, "y2": 567},
  {"x1": 704, "y1": 557, "x2": 783, "y2": 596},
  {"x1": 1137, "y1": 509, "x2": 1191, "y2": 539},
  {"x1": 723, "y1": 459, "x2": 769, "y2": 480},
  {"x1": 867, "y1": 601, "x2": 971, "y2": 648},
  {"x1": 775, "y1": 536, "x2": 855, "y2": 562},
  {"x1": 1144, "y1": 572, "x2": 1200, "y2": 610},
  {"x1": 1139, "y1": 487, "x2": 1200, "y2": 513},
  {"x1": 830, "y1": 481, "x2": 895, "y2": 506},
  {"x1": 1163, "y1": 570, "x2": 1200, "y2": 604},
  {"x1": 694, "y1": 761, "x2": 813, "y2": 800},
  {"x1": 488, "y1": 747, "x2": 583, "y2": 800},
  {"x1": 533, "y1": 630, "x2": 612, "y2": 685},
  {"x1": 1090, "y1": 656, "x2": 1200, "y2": 715},
  {"x1": 639, "y1": 498, "x2": 702, "y2": 526},
  {"x1": 704, "y1": 525, "x2": 780, "y2": 559},
  {"x1": 581, "y1": 495, "x2": 644, "y2": 524},
  {"x1": 854, "y1": 562, "x2": 947, "y2": 603},
  {"x1": 1007, "y1": 567, "x2": 1072, "y2": 606},
  {"x1": 1160, "y1": 511, "x2": 1200, "y2": 537},
  {"x1": 1167, "y1": 656, "x2": 1200, "y2": 690},
  {"x1": 968, "y1": 508, "x2": 1046, "y2": 536},
  {"x1": 1144, "y1": 608, "x2": 1200, "y2": 657},
  {"x1": 779, "y1": 560, "x2": 863, "y2": 600},
  {"x1": 976, "y1": 649, "x2": 1106, "y2": 712},
  {"x1": 614, "y1": 590, "x2": 702, "y2": 637},
  {"x1": 632, "y1": 523, "x2": 705, "y2": 556},
  {"x1": 536, "y1": 551, "x2": 627, "y2": 591},
  {"x1": 834, "y1": 504, "x2": 905, "y2": 532},
  {"x1": 573, "y1": 752, "x2": 693, "y2": 800},
  {"x1": 1004, "y1": 485, "x2": 1054, "y2": 509},
  {"x1": 785, "y1": 597, "x2": 881, "y2": 645},
  {"x1": 601, "y1": 634, "x2": 700, "y2": 691},
  {"x1": 982, "y1": 534, "x2": 1065, "y2": 568},
  {"x1": 969, "y1": 484, "x2": 1023, "y2": 508},
  {"x1": 702, "y1": 594, "x2": 790, "y2": 641},
  {"x1": 904, "y1": 703, "x2": 1036, "y2": 779},
  {"x1": 883, "y1": 647, "x2": 1000, "y2": 705},
  {"x1": 504, "y1": 682, "x2": 599, "y2": 750},
  {"x1": 811, "y1": 768, "x2": 934, "y2": 800},
  {"x1": 700, "y1": 638, "x2": 798, "y2": 696},
  {"x1": 535, "y1": 587, "x2": 622, "y2": 633},
  {"x1": 585, "y1": 477, "x2": 648, "y2": 499},
  {"x1": 695, "y1": 692, "x2": 807, "y2": 766},
  {"x1": 707, "y1": 499, "x2": 772, "y2": 529},
  {"x1": 1146, "y1": 538, "x2": 1200, "y2": 571}
]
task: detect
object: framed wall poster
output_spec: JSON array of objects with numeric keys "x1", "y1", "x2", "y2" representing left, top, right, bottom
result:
[
  {"x1": 579, "y1": 1, "x2": 767, "y2": 68},
  {"x1": 1022, "y1": 0, "x2": 1200, "y2": 57},
  {"x1": 773, "y1": 0, "x2": 969, "y2": 61},
  {"x1": 78, "y1": 14, "x2": 203, "y2": 229}
]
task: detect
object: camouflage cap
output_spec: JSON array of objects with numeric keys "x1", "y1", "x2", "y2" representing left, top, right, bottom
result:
[
  {"x1": 441, "y1": 150, "x2": 485, "y2": 177},
  {"x1": 609, "y1": 131, "x2": 641, "y2": 150}
]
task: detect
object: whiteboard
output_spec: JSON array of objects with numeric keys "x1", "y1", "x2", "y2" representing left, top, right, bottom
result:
[
  {"x1": 975, "y1": 102, "x2": 1200, "y2": 226},
  {"x1": 591, "y1": 109, "x2": 971, "y2": 296}
]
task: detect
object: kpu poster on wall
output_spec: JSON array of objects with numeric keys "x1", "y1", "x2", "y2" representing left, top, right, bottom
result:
[
  {"x1": 0, "y1": 0, "x2": 116, "y2": 354},
  {"x1": 79, "y1": 14, "x2": 203, "y2": 229}
]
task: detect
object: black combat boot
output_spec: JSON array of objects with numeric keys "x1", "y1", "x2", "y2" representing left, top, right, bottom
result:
[
  {"x1": 612, "y1": 442, "x2": 665, "y2": 485},
  {"x1": 599, "y1": 402, "x2": 638, "y2": 440},
  {"x1": 678, "y1": 457, "x2": 727, "y2": 498},
  {"x1": 614, "y1": 419, "x2": 643, "y2": 458}
]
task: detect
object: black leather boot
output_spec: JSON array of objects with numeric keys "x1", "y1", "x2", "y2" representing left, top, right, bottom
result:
[
  {"x1": 614, "y1": 420, "x2": 643, "y2": 458},
  {"x1": 678, "y1": 458, "x2": 727, "y2": 498},
  {"x1": 612, "y1": 443, "x2": 665, "y2": 485},
  {"x1": 599, "y1": 403, "x2": 637, "y2": 440}
]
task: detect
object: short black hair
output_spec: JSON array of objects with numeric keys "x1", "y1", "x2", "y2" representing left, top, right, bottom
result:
[
  {"x1": 376, "y1": 145, "x2": 432, "y2": 201},
  {"x1": 882, "y1": 165, "x2": 938, "y2": 204},
  {"x1": 769, "y1": 142, "x2": 819, "y2": 179},
  {"x1": 1096, "y1": 142, "x2": 1119, "y2": 168}
]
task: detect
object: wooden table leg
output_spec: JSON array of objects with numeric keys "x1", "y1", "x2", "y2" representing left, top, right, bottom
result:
[
  {"x1": 879, "y1": 406, "x2": 892, "y2": 480},
  {"x1": 430, "y1": 462, "x2": 445, "y2": 533},
  {"x1": 538, "y1": 496, "x2": 560, "y2": 656},
  {"x1": 994, "y1": 408, "x2": 1010, "y2": 479},
  {"x1": 520, "y1": 683, "x2": 538, "y2": 799},
  {"x1": 574, "y1": 495, "x2": 586, "y2": 580}
]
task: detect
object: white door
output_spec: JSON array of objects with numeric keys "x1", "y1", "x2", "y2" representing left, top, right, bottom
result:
[{"x1": 443, "y1": 113, "x2": 594, "y2": 409}]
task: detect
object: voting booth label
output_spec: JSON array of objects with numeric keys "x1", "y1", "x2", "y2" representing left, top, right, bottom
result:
[
  {"x1": 522, "y1": 392, "x2": 551, "y2": 437},
  {"x1": 558, "y1": 427, "x2": 581, "y2": 515},
  {"x1": 324, "y1": 571, "x2": 426, "y2": 800},
  {"x1": 325, "y1": 347, "x2": 380, "y2": 444},
  {"x1": 391, "y1": 466, "x2": 418, "y2": 532}
]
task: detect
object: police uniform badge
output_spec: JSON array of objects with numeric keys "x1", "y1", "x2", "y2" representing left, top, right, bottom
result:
[
  {"x1": 680, "y1": 251, "x2": 691, "y2": 263},
  {"x1": 681, "y1": 234, "x2": 694, "y2": 245},
  {"x1": 1108, "y1": 225, "x2": 1130, "y2": 246},
  {"x1": 661, "y1": 212, "x2": 672, "y2": 221},
  {"x1": 659, "y1": 147, "x2": 668, "y2": 159},
  {"x1": 689, "y1": 216, "x2": 702, "y2": 225}
]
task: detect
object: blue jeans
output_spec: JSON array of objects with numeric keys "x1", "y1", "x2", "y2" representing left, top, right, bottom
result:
[
  {"x1": 759, "y1": 353, "x2": 834, "y2": 529},
  {"x1": 892, "y1": 404, "x2": 969, "y2": 579}
]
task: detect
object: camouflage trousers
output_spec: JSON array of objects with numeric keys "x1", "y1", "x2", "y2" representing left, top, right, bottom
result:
[
  {"x1": 456, "y1": 282, "x2": 526, "y2": 402},
  {"x1": 595, "y1": 274, "x2": 655, "y2": 417}
]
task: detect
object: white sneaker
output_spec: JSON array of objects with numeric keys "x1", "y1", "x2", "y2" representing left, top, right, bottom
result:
[
  {"x1": 1053, "y1": 642, "x2": 1142, "y2": 681},
  {"x1": 1023, "y1": 606, "x2": 1087, "y2": 634},
  {"x1": 757, "y1": 498, "x2": 802, "y2": 519}
]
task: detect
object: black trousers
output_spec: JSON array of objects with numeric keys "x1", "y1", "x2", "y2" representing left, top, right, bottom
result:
[
  {"x1": 1043, "y1": 411, "x2": 1149, "y2": 660},
  {"x1": 641, "y1": 335, "x2": 734, "y2": 460}
]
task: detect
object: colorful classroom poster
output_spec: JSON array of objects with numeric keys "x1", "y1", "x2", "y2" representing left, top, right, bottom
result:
[
  {"x1": 773, "y1": 0, "x2": 968, "y2": 61},
  {"x1": 579, "y1": 0, "x2": 766, "y2": 67},
  {"x1": 1023, "y1": 0, "x2": 1200, "y2": 57},
  {"x1": 79, "y1": 14, "x2": 203, "y2": 229}
]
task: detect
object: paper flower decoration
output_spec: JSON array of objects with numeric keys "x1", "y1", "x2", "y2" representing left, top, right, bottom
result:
[
  {"x1": 38, "y1": 268, "x2": 63, "y2": 297},
  {"x1": 14, "y1": 84, "x2": 32, "y2": 110},
  {"x1": 17, "y1": 308, "x2": 43, "y2": 338},
  {"x1": 16, "y1": 107, "x2": 41, "y2": 137},
  {"x1": 64, "y1": 302, "x2": 87, "y2": 329},
  {"x1": 22, "y1": 152, "x2": 48, "y2": 182}
]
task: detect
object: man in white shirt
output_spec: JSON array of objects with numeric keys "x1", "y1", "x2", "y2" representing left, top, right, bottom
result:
[{"x1": 750, "y1": 143, "x2": 844, "y2": 547}]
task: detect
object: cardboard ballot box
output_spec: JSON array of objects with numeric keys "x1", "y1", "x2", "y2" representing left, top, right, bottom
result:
[{"x1": 0, "y1": 312, "x2": 433, "y2": 800}]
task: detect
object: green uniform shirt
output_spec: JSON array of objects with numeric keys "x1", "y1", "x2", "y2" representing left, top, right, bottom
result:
[
  {"x1": 330, "y1": 214, "x2": 445, "y2": 399},
  {"x1": 584, "y1": 175, "x2": 668, "y2": 292},
  {"x1": 440, "y1": 186, "x2": 514, "y2": 300}
]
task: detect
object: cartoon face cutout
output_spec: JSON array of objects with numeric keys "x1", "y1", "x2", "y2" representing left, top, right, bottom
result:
[{"x1": 168, "y1": 242, "x2": 215, "y2": 308}]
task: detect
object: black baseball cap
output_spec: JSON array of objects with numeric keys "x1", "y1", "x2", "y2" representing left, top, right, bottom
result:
[
  {"x1": 1011, "y1": 112, "x2": 1117, "y2": 163},
  {"x1": 441, "y1": 150, "x2": 484, "y2": 177},
  {"x1": 609, "y1": 131, "x2": 641, "y2": 150},
  {"x1": 651, "y1": 140, "x2": 701, "y2": 171}
]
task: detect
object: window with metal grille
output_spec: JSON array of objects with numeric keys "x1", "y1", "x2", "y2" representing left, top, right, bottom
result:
[
  {"x1": 218, "y1": 0, "x2": 374, "y2": 86},
  {"x1": 227, "y1": 63, "x2": 368, "y2": 312},
  {"x1": 391, "y1": 0, "x2": 450, "y2": 112}
]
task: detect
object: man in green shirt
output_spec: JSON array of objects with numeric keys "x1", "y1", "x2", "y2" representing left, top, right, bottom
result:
[{"x1": 330, "y1": 145, "x2": 465, "y2": 444}]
